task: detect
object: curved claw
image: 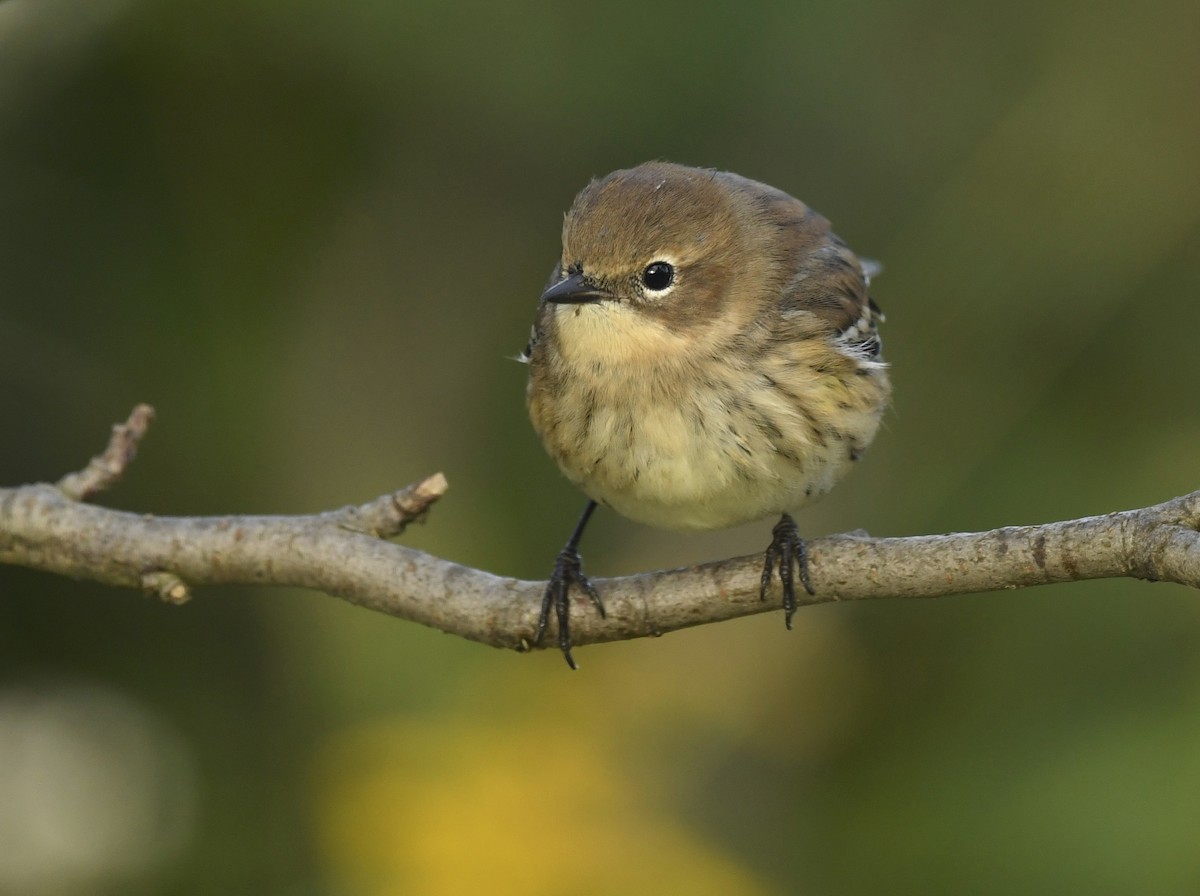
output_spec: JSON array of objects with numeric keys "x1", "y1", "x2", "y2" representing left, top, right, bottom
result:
[
  {"x1": 535, "y1": 545, "x2": 605, "y2": 669},
  {"x1": 534, "y1": 502, "x2": 604, "y2": 669},
  {"x1": 759, "y1": 513, "x2": 815, "y2": 628}
]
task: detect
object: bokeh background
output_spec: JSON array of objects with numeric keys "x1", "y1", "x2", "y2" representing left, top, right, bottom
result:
[{"x1": 2, "y1": 0, "x2": 1199, "y2": 892}]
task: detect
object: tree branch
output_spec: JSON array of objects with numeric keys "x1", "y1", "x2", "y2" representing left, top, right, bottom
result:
[{"x1": 3, "y1": 406, "x2": 1199, "y2": 657}]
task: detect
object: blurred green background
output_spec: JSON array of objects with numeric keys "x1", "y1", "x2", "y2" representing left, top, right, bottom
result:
[{"x1": 2, "y1": 0, "x2": 1199, "y2": 892}]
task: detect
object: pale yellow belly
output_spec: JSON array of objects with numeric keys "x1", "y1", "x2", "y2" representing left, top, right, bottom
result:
[{"x1": 534, "y1": 370, "x2": 882, "y2": 531}]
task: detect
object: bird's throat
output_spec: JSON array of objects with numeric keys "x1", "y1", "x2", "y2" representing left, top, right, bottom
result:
[{"x1": 552, "y1": 301, "x2": 690, "y2": 371}]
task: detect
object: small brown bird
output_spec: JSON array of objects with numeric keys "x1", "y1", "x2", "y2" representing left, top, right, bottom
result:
[{"x1": 522, "y1": 161, "x2": 890, "y2": 667}]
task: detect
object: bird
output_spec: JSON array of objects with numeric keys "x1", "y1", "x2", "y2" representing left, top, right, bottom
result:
[{"x1": 520, "y1": 161, "x2": 890, "y2": 667}]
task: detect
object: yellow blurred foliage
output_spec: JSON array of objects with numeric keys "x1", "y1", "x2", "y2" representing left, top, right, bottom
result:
[{"x1": 311, "y1": 719, "x2": 776, "y2": 896}]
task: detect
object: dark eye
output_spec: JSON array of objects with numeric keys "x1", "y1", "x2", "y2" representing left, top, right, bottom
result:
[{"x1": 641, "y1": 261, "x2": 675, "y2": 292}]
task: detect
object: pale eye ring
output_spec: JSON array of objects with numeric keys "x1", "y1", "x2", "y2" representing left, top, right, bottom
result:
[{"x1": 641, "y1": 261, "x2": 675, "y2": 292}]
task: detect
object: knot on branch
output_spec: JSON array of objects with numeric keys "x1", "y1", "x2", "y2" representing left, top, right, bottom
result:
[
  {"x1": 1122, "y1": 495, "x2": 1200, "y2": 589},
  {"x1": 141, "y1": 570, "x2": 191, "y2": 605}
]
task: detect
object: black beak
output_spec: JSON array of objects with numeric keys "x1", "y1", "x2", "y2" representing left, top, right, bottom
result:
[{"x1": 540, "y1": 272, "x2": 609, "y2": 305}]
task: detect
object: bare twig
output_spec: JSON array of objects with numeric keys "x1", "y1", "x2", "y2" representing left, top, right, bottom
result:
[
  {"x1": 3, "y1": 406, "x2": 1199, "y2": 659},
  {"x1": 341, "y1": 473, "x2": 449, "y2": 538},
  {"x1": 56, "y1": 403, "x2": 155, "y2": 501}
]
